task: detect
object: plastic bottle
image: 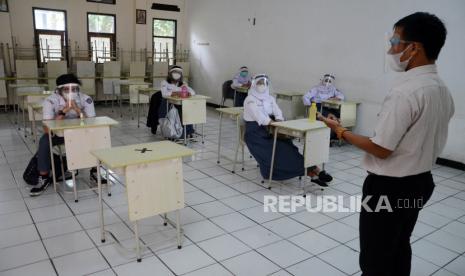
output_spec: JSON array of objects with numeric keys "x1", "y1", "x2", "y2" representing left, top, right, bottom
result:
[
  {"x1": 308, "y1": 102, "x2": 317, "y2": 122},
  {"x1": 181, "y1": 86, "x2": 188, "y2": 98}
]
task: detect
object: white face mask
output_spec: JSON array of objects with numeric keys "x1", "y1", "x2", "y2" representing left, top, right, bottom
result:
[
  {"x1": 256, "y1": 84, "x2": 267, "y2": 93},
  {"x1": 387, "y1": 45, "x2": 412, "y2": 72},
  {"x1": 172, "y1": 73, "x2": 181, "y2": 80}
]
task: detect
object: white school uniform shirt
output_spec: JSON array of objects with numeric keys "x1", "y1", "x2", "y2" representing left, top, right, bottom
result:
[
  {"x1": 243, "y1": 90, "x2": 284, "y2": 126},
  {"x1": 363, "y1": 64, "x2": 455, "y2": 177},
  {"x1": 302, "y1": 84, "x2": 344, "y2": 105},
  {"x1": 42, "y1": 92, "x2": 96, "y2": 120},
  {"x1": 160, "y1": 80, "x2": 195, "y2": 97}
]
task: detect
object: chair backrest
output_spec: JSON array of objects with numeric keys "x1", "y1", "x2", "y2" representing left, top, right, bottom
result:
[{"x1": 222, "y1": 80, "x2": 234, "y2": 100}]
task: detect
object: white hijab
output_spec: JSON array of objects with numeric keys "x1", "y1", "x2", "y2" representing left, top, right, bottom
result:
[{"x1": 250, "y1": 74, "x2": 272, "y2": 101}]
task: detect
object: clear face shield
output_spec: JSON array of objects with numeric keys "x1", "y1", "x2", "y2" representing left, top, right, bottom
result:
[
  {"x1": 58, "y1": 84, "x2": 81, "y2": 105},
  {"x1": 170, "y1": 69, "x2": 183, "y2": 81},
  {"x1": 321, "y1": 74, "x2": 335, "y2": 87},
  {"x1": 252, "y1": 74, "x2": 270, "y2": 94}
]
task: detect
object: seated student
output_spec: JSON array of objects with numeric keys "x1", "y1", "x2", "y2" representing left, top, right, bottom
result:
[
  {"x1": 243, "y1": 74, "x2": 332, "y2": 186},
  {"x1": 303, "y1": 74, "x2": 344, "y2": 119},
  {"x1": 159, "y1": 65, "x2": 196, "y2": 137},
  {"x1": 30, "y1": 74, "x2": 106, "y2": 197},
  {"x1": 231, "y1": 66, "x2": 252, "y2": 106}
]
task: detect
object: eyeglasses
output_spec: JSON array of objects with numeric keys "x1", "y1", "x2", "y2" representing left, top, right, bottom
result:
[{"x1": 389, "y1": 36, "x2": 413, "y2": 46}]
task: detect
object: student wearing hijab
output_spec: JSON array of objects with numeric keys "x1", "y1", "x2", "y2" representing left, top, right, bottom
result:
[
  {"x1": 159, "y1": 65, "x2": 196, "y2": 137},
  {"x1": 231, "y1": 66, "x2": 252, "y2": 106},
  {"x1": 243, "y1": 74, "x2": 332, "y2": 186}
]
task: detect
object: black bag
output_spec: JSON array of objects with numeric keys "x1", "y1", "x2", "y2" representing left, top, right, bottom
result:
[{"x1": 23, "y1": 153, "x2": 67, "y2": 185}]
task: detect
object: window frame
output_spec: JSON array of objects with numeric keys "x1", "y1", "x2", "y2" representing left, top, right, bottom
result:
[
  {"x1": 32, "y1": 7, "x2": 68, "y2": 65},
  {"x1": 152, "y1": 18, "x2": 177, "y2": 64},
  {"x1": 87, "y1": 12, "x2": 117, "y2": 63}
]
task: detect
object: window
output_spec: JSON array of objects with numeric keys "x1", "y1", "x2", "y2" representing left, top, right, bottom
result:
[
  {"x1": 87, "y1": 13, "x2": 116, "y2": 63},
  {"x1": 33, "y1": 8, "x2": 67, "y2": 63},
  {"x1": 153, "y1": 19, "x2": 176, "y2": 65}
]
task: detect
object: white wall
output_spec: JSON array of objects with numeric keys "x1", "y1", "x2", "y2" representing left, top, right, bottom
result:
[{"x1": 186, "y1": 0, "x2": 465, "y2": 164}]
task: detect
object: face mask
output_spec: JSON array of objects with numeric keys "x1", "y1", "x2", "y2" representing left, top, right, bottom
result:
[
  {"x1": 172, "y1": 73, "x2": 181, "y2": 80},
  {"x1": 240, "y1": 71, "x2": 248, "y2": 78},
  {"x1": 256, "y1": 84, "x2": 267, "y2": 93},
  {"x1": 387, "y1": 45, "x2": 412, "y2": 72}
]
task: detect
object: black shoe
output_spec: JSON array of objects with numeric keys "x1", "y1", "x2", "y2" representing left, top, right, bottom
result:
[
  {"x1": 30, "y1": 176, "x2": 51, "y2": 197},
  {"x1": 90, "y1": 168, "x2": 107, "y2": 184},
  {"x1": 311, "y1": 178, "x2": 328, "y2": 187},
  {"x1": 318, "y1": 170, "x2": 333, "y2": 182}
]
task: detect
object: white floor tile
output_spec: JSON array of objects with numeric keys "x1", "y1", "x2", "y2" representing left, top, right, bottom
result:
[
  {"x1": 185, "y1": 190, "x2": 216, "y2": 206},
  {"x1": 410, "y1": 256, "x2": 440, "y2": 276},
  {"x1": 76, "y1": 208, "x2": 122, "y2": 229},
  {"x1": 43, "y1": 230, "x2": 95, "y2": 258},
  {"x1": 98, "y1": 238, "x2": 153, "y2": 267},
  {"x1": 191, "y1": 200, "x2": 235, "y2": 218},
  {"x1": 221, "y1": 251, "x2": 281, "y2": 276},
  {"x1": 441, "y1": 221, "x2": 465, "y2": 239},
  {"x1": 210, "y1": 212, "x2": 257, "y2": 232},
  {"x1": 197, "y1": 234, "x2": 251, "y2": 261},
  {"x1": 0, "y1": 224, "x2": 40, "y2": 249},
  {"x1": 29, "y1": 204, "x2": 73, "y2": 223},
  {"x1": 287, "y1": 257, "x2": 346, "y2": 276},
  {"x1": 53, "y1": 248, "x2": 109, "y2": 276},
  {"x1": 444, "y1": 255, "x2": 465, "y2": 276},
  {"x1": 0, "y1": 200, "x2": 27, "y2": 215},
  {"x1": 0, "y1": 260, "x2": 56, "y2": 276},
  {"x1": 158, "y1": 244, "x2": 216, "y2": 275},
  {"x1": 36, "y1": 216, "x2": 83, "y2": 239},
  {"x1": 220, "y1": 194, "x2": 261, "y2": 211},
  {"x1": 183, "y1": 219, "x2": 225, "y2": 242},
  {"x1": 202, "y1": 185, "x2": 241, "y2": 199},
  {"x1": 257, "y1": 240, "x2": 312, "y2": 268},
  {"x1": 318, "y1": 245, "x2": 360, "y2": 275},
  {"x1": 240, "y1": 205, "x2": 284, "y2": 224},
  {"x1": 231, "y1": 225, "x2": 282, "y2": 249},
  {"x1": 288, "y1": 230, "x2": 340, "y2": 255},
  {"x1": 262, "y1": 216, "x2": 309, "y2": 238},
  {"x1": 0, "y1": 241, "x2": 48, "y2": 272},
  {"x1": 183, "y1": 263, "x2": 233, "y2": 276},
  {"x1": 412, "y1": 239, "x2": 458, "y2": 267},
  {"x1": 290, "y1": 211, "x2": 334, "y2": 228},
  {"x1": 113, "y1": 256, "x2": 173, "y2": 276},
  {"x1": 0, "y1": 210, "x2": 32, "y2": 231}
]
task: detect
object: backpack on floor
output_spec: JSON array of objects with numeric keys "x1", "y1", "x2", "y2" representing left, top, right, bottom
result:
[
  {"x1": 23, "y1": 153, "x2": 67, "y2": 185},
  {"x1": 159, "y1": 105, "x2": 183, "y2": 139}
]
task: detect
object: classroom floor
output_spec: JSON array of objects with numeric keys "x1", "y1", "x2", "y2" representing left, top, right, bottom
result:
[{"x1": 0, "y1": 105, "x2": 465, "y2": 276}]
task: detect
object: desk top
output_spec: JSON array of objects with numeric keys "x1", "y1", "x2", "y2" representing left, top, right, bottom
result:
[
  {"x1": 165, "y1": 95, "x2": 210, "y2": 101},
  {"x1": 118, "y1": 81, "x2": 151, "y2": 86},
  {"x1": 9, "y1": 83, "x2": 49, "y2": 88},
  {"x1": 28, "y1": 103, "x2": 43, "y2": 110},
  {"x1": 17, "y1": 91, "x2": 52, "y2": 97},
  {"x1": 322, "y1": 99, "x2": 360, "y2": 105},
  {"x1": 138, "y1": 87, "x2": 161, "y2": 92},
  {"x1": 216, "y1": 107, "x2": 244, "y2": 116},
  {"x1": 275, "y1": 91, "x2": 305, "y2": 97},
  {"x1": 43, "y1": 116, "x2": 118, "y2": 131},
  {"x1": 91, "y1": 141, "x2": 195, "y2": 169},
  {"x1": 271, "y1": 119, "x2": 327, "y2": 132}
]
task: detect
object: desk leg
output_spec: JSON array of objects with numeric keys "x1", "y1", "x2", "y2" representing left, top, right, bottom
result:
[
  {"x1": 72, "y1": 170, "x2": 78, "y2": 203},
  {"x1": 163, "y1": 213, "x2": 168, "y2": 226},
  {"x1": 119, "y1": 92, "x2": 123, "y2": 118},
  {"x1": 268, "y1": 127, "x2": 279, "y2": 189},
  {"x1": 134, "y1": 221, "x2": 142, "y2": 262},
  {"x1": 137, "y1": 91, "x2": 140, "y2": 128},
  {"x1": 232, "y1": 117, "x2": 240, "y2": 173},
  {"x1": 217, "y1": 113, "x2": 223, "y2": 164},
  {"x1": 111, "y1": 84, "x2": 115, "y2": 113},
  {"x1": 22, "y1": 97, "x2": 27, "y2": 137},
  {"x1": 201, "y1": 124, "x2": 205, "y2": 144},
  {"x1": 49, "y1": 132, "x2": 57, "y2": 192},
  {"x1": 97, "y1": 161, "x2": 106, "y2": 243},
  {"x1": 233, "y1": 90, "x2": 237, "y2": 107},
  {"x1": 16, "y1": 93, "x2": 20, "y2": 129},
  {"x1": 176, "y1": 210, "x2": 182, "y2": 249},
  {"x1": 32, "y1": 111, "x2": 37, "y2": 144},
  {"x1": 184, "y1": 125, "x2": 187, "y2": 146}
]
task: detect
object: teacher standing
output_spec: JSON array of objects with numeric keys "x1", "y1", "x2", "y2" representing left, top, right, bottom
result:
[{"x1": 321, "y1": 12, "x2": 455, "y2": 276}]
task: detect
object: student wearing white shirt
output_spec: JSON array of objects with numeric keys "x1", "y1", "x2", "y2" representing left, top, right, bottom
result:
[
  {"x1": 159, "y1": 65, "x2": 196, "y2": 137},
  {"x1": 243, "y1": 74, "x2": 332, "y2": 186},
  {"x1": 321, "y1": 12, "x2": 454, "y2": 276},
  {"x1": 231, "y1": 66, "x2": 252, "y2": 106}
]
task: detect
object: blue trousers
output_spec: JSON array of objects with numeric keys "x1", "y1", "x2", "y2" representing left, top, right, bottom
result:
[{"x1": 37, "y1": 134, "x2": 64, "y2": 173}]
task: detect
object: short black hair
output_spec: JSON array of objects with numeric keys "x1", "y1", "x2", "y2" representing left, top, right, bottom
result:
[{"x1": 394, "y1": 12, "x2": 447, "y2": 60}]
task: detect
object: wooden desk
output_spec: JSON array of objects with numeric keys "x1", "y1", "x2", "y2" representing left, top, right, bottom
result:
[
  {"x1": 216, "y1": 107, "x2": 244, "y2": 173},
  {"x1": 18, "y1": 91, "x2": 52, "y2": 138},
  {"x1": 274, "y1": 91, "x2": 306, "y2": 120},
  {"x1": 268, "y1": 119, "x2": 330, "y2": 190},
  {"x1": 91, "y1": 141, "x2": 195, "y2": 262},
  {"x1": 8, "y1": 83, "x2": 49, "y2": 127},
  {"x1": 321, "y1": 100, "x2": 360, "y2": 128},
  {"x1": 28, "y1": 103, "x2": 43, "y2": 145},
  {"x1": 43, "y1": 116, "x2": 118, "y2": 202},
  {"x1": 112, "y1": 80, "x2": 151, "y2": 118},
  {"x1": 164, "y1": 95, "x2": 210, "y2": 145}
]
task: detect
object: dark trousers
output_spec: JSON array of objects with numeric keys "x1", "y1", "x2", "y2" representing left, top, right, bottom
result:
[
  {"x1": 359, "y1": 171, "x2": 435, "y2": 276},
  {"x1": 37, "y1": 134, "x2": 65, "y2": 173}
]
